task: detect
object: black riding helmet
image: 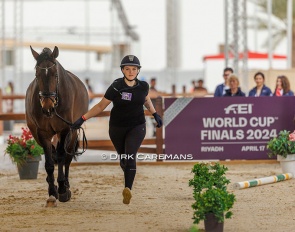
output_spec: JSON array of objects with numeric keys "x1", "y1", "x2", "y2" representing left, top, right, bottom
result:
[
  {"x1": 120, "y1": 55, "x2": 141, "y2": 82},
  {"x1": 120, "y1": 55, "x2": 141, "y2": 69}
]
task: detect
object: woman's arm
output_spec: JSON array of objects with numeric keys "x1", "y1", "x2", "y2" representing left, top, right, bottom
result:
[
  {"x1": 144, "y1": 95, "x2": 156, "y2": 114},
  {"x1": 83, "y1": 97, "x2": 112, "y2": 120}
]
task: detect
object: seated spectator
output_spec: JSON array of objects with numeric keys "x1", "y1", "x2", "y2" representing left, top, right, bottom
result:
[
  {"x1": 273, "y1": 75, "x2": 294, "y2": 96},
  {"x1": 223, "y1": 74, "x2": 245, "y2": 97},
  {"x1": 248, "y1": 72, "x2": 272, "y2": 97}
]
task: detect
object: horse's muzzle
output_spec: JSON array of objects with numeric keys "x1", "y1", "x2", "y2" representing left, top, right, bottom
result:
[
  {"x1": 39, "y1": 91, "x2": 58, "y2": 118},
  {"x1": 42, "y1": 107, "x2": 55, "y2": 118}
]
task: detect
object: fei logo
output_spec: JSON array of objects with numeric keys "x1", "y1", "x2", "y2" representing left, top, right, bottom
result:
[{"x1": 224, "y1": 104, "x2": 253, "y2": 114}]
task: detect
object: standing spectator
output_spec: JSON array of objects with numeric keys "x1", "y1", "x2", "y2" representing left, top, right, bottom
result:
[
  {"x1": 149, "y1": 77, "x2": 160, "y2": 137},
  {"x1": 149, "y1": 77, "x2": 159, "y2": 99},
  {"x1": 214, "y1": 67, "x2": 234, "y2": 97},
  {"x1": 223, "y1": 74, "x2": 245, "y2": 97},
  {"x1": 248, "y1": 72, "x2": 272, "y2": 97},
  {"x1": 273, "y1": 75, "x2": 294, "y2": 96},
  {"x1": 194, "y1": 79, "x2": 208, "y2": 96},
  {"x1": 5, "y1": 81, "x2": 14, "y2": 113},
  {"x1": 85, "y1": 78, "x2": 94, "y2": 104},
  {"x1": 190, "y1": 80, "x2": 197, "y2": 93}
]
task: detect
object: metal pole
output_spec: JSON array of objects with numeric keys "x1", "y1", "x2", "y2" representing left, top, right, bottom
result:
[
  {"x1": 242, "y1": 0, "x2": 248, "y2": 92},
  {"x1": 267, "y1": 0, "x2": 273, "y2": 68},
  {"x1": 224, "y1": 0, "x2": 229, "y2": 67},
  {"x1": 1, "y1": 0, "x2": 5, "y2": 89},
  {"x1": 287, "y1": 0, "x2": 293, "y2": 68},
  {"x1": 85, "y1": 0, "x2": 90, "y2": 76},
  {"x1": 254, "y1": 3, "x2": 258, "y2": 51},
  {"x1": 233, "y1": 0, "x2": 239, "y2": 73}
]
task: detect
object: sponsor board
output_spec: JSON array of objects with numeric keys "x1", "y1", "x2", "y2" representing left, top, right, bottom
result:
[{"x1": 165, "y1": 97, "x2": 295, "y2": 160}]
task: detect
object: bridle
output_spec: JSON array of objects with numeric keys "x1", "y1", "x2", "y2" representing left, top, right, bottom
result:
[{"x1": 35, "y1": 62, "x2": 59, "y2": 108}]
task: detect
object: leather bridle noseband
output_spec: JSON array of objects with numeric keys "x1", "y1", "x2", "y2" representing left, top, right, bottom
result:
[{"x1": 35, "y1": 63, "x2": 59, "y2": 108}]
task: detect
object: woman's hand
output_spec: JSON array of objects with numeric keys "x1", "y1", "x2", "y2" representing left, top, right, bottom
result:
[{"x1": 152, "y1": 112, "x2": 163, "y2": 128}]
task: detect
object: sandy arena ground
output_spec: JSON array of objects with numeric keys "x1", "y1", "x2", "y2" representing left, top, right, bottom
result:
[{"x1": 0, "y1": 160, "x2": 295, "y2": 232}]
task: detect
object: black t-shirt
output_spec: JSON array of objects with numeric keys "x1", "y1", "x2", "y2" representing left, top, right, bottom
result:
[{"x1": 104, "y1": 78, "x2": 149, "y2": 127}]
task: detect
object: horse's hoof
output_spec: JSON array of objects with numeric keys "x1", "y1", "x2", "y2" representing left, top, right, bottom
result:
[
  {"x1": 58, "y1": 189, "x2": 71, "y2": 202},
  {"x1": 45, "y1": 195, "x2": 57, "y2": 207}
]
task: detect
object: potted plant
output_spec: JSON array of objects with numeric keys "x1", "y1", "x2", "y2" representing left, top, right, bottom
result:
[
  {"x1": 267, "y1": 130, "x2": 295, "y2": 175},
  {"x1": 189, "y1": 162, "x2": 236, "y2": 232},
  {"x1": 5, "y1": 127, "x2": 44, "y2": 179}
]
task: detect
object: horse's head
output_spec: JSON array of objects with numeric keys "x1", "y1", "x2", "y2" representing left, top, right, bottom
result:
[{"x1": 31, "y1": 46, "x2": 59, "y2": 118}]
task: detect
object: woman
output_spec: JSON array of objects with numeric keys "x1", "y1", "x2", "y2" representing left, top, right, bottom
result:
[
  {"x1": 273, "y1": 75, "x2": 294, "y2": 96},
  {"x1": 71, "y1": 55, "x2": 162, "y2": 205},
  {"x1": 248, "y1": 72, "x2": 272, "y2": 97},
  {"x1": 223, "y1": 74, "x2": 245, "y2": 97}
]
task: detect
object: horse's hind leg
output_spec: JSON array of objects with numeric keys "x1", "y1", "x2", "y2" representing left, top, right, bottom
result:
[{"x1": 64, "y1": 154, "x2": 73, "y2": 199}]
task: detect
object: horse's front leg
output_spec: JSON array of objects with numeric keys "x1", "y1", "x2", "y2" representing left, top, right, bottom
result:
[
  {"x1": 56, "y1": 131, "x2": 72, "y2": 202},
  {"x1": 41, "y1": 139, "x2": 58, "y2": 199}
]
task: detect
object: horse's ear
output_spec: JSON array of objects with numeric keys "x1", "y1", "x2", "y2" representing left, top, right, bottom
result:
[
  {"x1": 30, "y1": 46, "x2": 39, "y2": 60},
  {"x1": 52, "y1": 46, "x2": 59, "y2": 59}
]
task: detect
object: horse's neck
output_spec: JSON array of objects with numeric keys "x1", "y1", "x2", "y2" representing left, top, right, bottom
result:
[{"x1": 56, "y1": 62, "x2": 70, "y2": 81}]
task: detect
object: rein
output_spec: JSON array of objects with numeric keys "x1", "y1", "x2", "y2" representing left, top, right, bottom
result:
[{"x1": 54, "y1": 107, "x2": 87, "y2": 157}]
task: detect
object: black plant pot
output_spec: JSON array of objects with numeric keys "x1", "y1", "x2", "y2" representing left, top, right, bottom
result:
[{"x1": 204, "y1": 213, "x2": 224, "y2": 232}]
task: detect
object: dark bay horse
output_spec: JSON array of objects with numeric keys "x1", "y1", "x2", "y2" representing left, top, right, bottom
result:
[{"x1": 26, "y1": 46, "x2": 88, "y2": 202}]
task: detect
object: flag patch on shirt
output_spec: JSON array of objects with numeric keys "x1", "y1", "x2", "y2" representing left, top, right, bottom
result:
[{"x1": 121, "y1": 92, "x2": 132, "y2": 101}]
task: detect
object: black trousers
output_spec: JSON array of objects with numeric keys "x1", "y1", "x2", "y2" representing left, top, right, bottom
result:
[{"x1": 109, "y1": 123, "x2": 146, "y2": 189}]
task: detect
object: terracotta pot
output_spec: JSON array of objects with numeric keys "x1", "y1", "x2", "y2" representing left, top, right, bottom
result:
[{"x1": 204, "y1": 213, "x2": 224, "y2": 232}]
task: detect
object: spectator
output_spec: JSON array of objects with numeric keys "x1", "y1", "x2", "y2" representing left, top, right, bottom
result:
[
  {"x1": 149, "y1": 77, "x2": 160, "y2": 137},
  {"x1": 214, "y1": 67, "x2": 233, "y2": 97},
  {"x1": 223, "y1": 74, "x2": 245, "y2": 97},
  {"x1": 190, "y1": 80, "x2": 196, "y2": 93},
  {"x1": 5, "y1": 81, "x2": 14, "y2": 112},
  {"x1": 248, "y1": 72, "x2": 272, "y2": 97},
  {"x1": 194, "y1": 79, "x2": 208, "y2": 96},
  {"x1": 85, "y1": 78, "x2": 94, "y2": 103},
  {"x1": 149, "y1": 77, "x2": 159, "y2": 99},
  {"x1": 273, "y1": 75, "x2": 294, "y2": 96}
]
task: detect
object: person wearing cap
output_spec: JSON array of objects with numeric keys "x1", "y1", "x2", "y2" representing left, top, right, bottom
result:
[{"x1": 71, "y1": 55, "x2": 163, "y2": 205}]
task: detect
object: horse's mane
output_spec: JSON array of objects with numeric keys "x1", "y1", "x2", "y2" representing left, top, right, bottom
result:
[{"x1": 36, "y1": 47, "x2": 56, "y2": 66}]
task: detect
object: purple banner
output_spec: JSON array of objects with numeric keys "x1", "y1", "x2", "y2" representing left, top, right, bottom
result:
[{"x1": 164, "y1": 97, "x2": 295, "y2": 160}]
